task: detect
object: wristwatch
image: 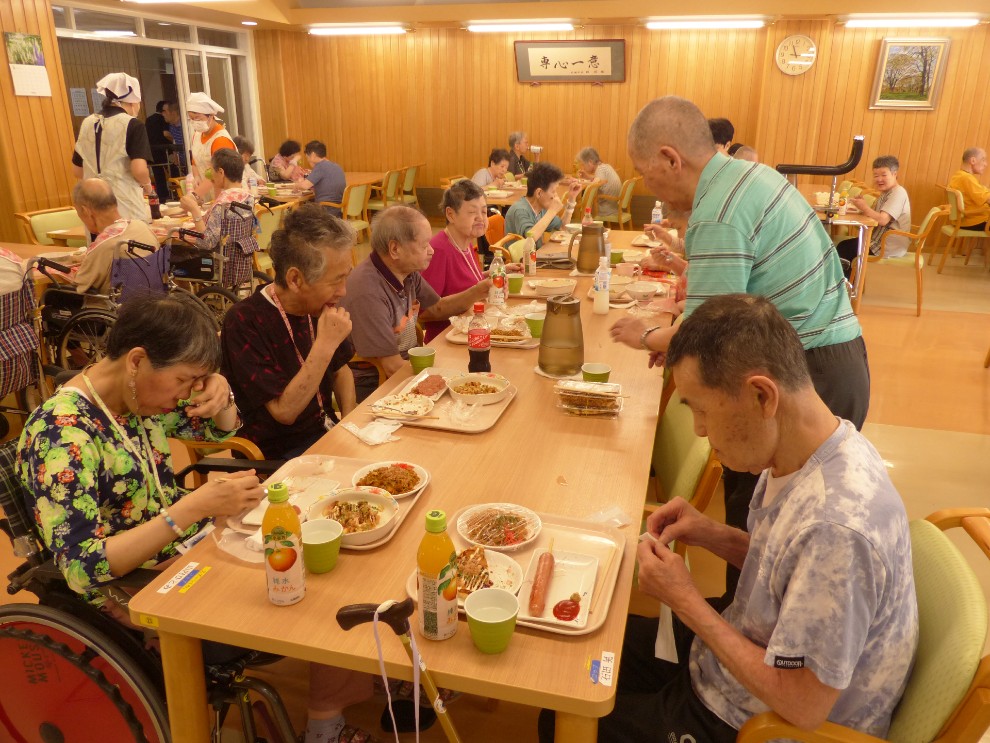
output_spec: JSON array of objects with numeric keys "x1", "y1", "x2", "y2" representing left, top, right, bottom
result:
[{"x1": 640, "y1": 325, "x2": 663, "y2": 350}]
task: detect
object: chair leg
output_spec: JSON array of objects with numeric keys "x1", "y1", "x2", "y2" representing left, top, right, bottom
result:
[
  {"x1": 937, "y1": 235, "x2": 956, "y2": 274},
  {"x1": 915, "y1": 261, "x2": 923, "y2": 317}
]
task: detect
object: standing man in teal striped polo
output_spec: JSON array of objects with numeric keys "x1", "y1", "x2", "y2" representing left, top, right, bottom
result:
[{"x1": 610, "y1": 95, "x2": 870, "y2": 593}]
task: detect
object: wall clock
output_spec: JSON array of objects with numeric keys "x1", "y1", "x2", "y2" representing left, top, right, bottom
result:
[{"x1": 776, "y1": 34, "x2": 817, "y2": 75}]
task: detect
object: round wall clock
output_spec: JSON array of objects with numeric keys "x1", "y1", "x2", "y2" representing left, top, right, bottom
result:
[{"x1": 775, "y1": 34, "x2": 817, "y2": 75}]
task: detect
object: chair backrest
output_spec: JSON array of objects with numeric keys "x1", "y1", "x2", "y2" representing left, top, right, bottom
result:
[
  {"x1": 255, "y1": 203, "x2": 290, "y2": 252},
  {"x1": 490, "y1": 233, "x2": 523, "y2": 263},
  {"x1": 838, "y1": 179, "x2": 853, "y2": 193},
  {"x1": 441, "y1": 175, "x2": 468, "y2": 188},
  {"x1": 580, "y1": 182, "x2": 602, "y2": 216},
  {"x1": 402, "y1": 163, "x2": 422, "y2": 193},
  {"x1": 382, "y1": 170, "x2": 402, "y2": 201},
  {"x1": 848, "y1": 185, "x2": 863, "y2": 198},
  {"x1": 861, "y1": 193, "x2": 877, "y2": 209},
  {"x1": 944, "y1": 187, "x2": 966, "y2": 224},
  {"x1": 343, "y1": 184, "x2": 370, "y2": 220},
  {"x1": 653, "y1": 389, "x2": 712, "y2": 503},
  {"x1": 911, "y1": 207, "x2": 945, "y2": 253},
  {"x1": 486, "y1": 211, "x2": 506, "y2": 244},
  {"x1": 619, "y1": 177, "x2": 639, "y2": 210},
  {"x1": 15, "y1": 207, "x2": 84, "y2": 246},
  {"x1": 886, "y1": 519, "x2": 988, "y2": 743}
]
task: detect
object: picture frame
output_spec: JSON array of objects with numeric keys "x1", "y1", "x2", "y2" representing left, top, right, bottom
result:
[
  {"x1": 869, "y1": 37, "x2": 950, "y2": 111},
  {"x1": 514, "y1": 40, "x2": 625, "y2": 83}
]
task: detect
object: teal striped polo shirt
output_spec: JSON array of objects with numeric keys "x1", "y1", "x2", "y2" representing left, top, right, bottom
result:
[{"x1": 684, "y1": 153, "x2": 862, "y2": 350}]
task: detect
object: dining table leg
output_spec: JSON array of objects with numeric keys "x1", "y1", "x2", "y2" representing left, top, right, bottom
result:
[
  {"x1": 159, "y1": 631, "x2": 211, "y2": 743},
  {"x1": 555, "y1": 711, "x2": 599, "y2": 742}
]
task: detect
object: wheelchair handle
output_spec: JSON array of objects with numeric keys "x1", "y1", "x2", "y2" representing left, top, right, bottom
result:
[
  {"x1": 33, "y1": 256, "x2": 73, "y2": 276},
  {"x1": 336, "y1": 597, "x2": 415, "y2": 636},
  {"x1": 228, "y1": 201, "x2": 254, "y2": 216},
  {"x1": 171, "y1": 227, "x2": 204, "y2": 240},
  {"x1": 125, "y1": 239, "x2": 157, "y2": 254}
]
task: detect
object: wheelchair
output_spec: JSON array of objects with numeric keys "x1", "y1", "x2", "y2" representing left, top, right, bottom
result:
[{"x1": 0, "y1": 439, "x2": 299, "y2": 743}]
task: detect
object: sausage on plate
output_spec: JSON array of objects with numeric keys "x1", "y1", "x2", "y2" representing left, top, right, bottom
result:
[{"x1": 529, "y1": 551, "x2": 555, "y2": 615}]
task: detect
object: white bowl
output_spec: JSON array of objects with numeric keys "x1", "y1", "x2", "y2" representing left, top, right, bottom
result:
[
  {"x1": 306, "y1": 486, "x2": 398, "y2": 546},
  {"x1": 529, "y1": 278, "x2": 577, "y2": 297},
  {"x1": 350, "y1": 461, "x2": 429, "y2": 498},
  {"x1": 625, "y1": 281, "x2": 657, "y2": 301},
  {"x1": 564, "y1": 223, "x2": 583, "y2": 234},
  {"x1": 447, "y1": 373, "x2": 511, "y2": 405},
  {"x1": 608, "y1": 275, "x2": 635, "y2": 299}
]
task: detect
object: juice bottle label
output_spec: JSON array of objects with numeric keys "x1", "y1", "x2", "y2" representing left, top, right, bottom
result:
[
  {"x1": 417, "y1": 551, "x2": 458, "y2": 640},
  {"x1": 264, "y1": 524, "x2": 305, "y2": 606}
]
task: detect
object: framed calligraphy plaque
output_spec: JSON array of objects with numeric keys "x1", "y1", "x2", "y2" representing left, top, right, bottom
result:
[{"x1": 514, "y1": 40, "x2": 626, "y2": 83}]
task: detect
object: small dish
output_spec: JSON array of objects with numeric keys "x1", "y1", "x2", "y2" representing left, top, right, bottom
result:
[
  {"x1": 447, "y1": 372, "x2": 511, "y2": 405},
  {"x1": 517, "y1": 548, "x2": 598, "y2": 628},
  {"x1": 399, "y1": 370, "x2": 449, "y2": 402},
  {"x1": 350, "y1": 460, "x2": 429, "y2": 499},
  {"x1": 457, "y1": 503, "x2": 542, "y2": 552},
  {"x1": 529, "y1": 278, "x2": 577, "y2": 297},
  {"x1": 306, "y1": 486, "x2": 398, "y2": 546}
]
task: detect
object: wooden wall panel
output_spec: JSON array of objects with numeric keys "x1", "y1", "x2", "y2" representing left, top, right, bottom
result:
[
  {"x1": 255, "y1": 21, "x2": 990, "y2": 224},
  {"x1": 58, "y1": 38, "x2": 143, "y2": 135},
  {"x1": 0, "y1": 0, "x2": 76, "y2": 242}
]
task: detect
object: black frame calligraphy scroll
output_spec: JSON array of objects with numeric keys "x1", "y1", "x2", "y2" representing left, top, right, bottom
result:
[{"x1": 514, "y1": 40, "x2": 626, "y2": 83}]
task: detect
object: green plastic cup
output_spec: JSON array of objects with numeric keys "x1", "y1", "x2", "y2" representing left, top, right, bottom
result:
[
  {"x1": 464, "y1": 588, "x2": 518, "y2": 654},
  {"x1": 610, "y1": 250, "x2": 624, "y2": 266},
  {"x1": 582, "y1": 363, "x2": 611, "y2": 382},
  {"x1": 524, "y1": 313, "x2": 545, "y2": 338},
  {"x1": 302, "y1": 519, "x2": 343, "y2": 574},
  {"x1": 408, "y1": 346, "x2": 436, "y2": 374},
  {"x1": 507, "y1": 274, "x2": 524, "y2": 294}
]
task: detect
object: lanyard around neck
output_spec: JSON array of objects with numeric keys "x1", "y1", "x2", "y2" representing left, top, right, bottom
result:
[
  {"x1": 268, "y1": 285, "x2": 328, "y2": 418},
  {"x1": 445, "y1": 228, "x2": 484, "y2": 282}
]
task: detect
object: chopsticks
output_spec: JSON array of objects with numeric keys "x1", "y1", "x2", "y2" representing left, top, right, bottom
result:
[
  {"x1": 589, "y1": 546, "x2": 618, "y2": 617},
  {"x1": 364, "y1": 411, "x2": 442, "y2": 420}
]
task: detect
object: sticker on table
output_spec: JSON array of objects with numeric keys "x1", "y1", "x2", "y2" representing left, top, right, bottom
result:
[
  {"x1": 587, "y1": 651, "x2": 615, "y2": 686},
  {"x1": 158, "y1": 561, "x2": 208, "y2": 594}
]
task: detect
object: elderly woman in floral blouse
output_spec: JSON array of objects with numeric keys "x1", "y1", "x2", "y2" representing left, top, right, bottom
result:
[{"x1": 18, "y1": 294, "x2": 379, "y2": 743}]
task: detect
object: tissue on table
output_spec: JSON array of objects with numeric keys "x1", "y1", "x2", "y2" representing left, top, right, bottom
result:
[{"x1": 341, "y1": 419, "x2": 403, "y2": 445}]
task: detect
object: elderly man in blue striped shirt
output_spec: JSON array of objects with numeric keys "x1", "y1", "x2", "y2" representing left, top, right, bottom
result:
[{"x1": 610, "y1": 95, "x2": 870, "y2": 593}]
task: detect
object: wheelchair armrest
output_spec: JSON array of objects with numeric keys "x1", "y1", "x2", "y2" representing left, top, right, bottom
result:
[{"x1": 174, "y1": 457, "x2": 286, "y2": 489}]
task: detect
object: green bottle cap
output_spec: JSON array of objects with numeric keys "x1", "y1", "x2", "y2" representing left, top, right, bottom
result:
[
  {"x1": 525, "y1": 230, "x2": 534, "y2": 237},
  {"x1": 425, "y1": 509, "x2": 447, "y2": 533},
  {"x1": 267, "y1": 482, "x2": 289, "y2": 503}
]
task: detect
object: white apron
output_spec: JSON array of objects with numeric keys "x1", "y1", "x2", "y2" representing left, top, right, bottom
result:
[
  {"x1": 190, "y1": 125, "x2": 233, "y2": 184},
  {"x1": 75, "y1": 111, "x2": 150, "y2": 222}
]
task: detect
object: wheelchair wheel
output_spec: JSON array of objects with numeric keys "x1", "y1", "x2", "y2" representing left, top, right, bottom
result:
[
  {"x1": 56, "y1": 310, "x2": 116, "y2": 371},
  {"x1": 0, "y1": 603, "x2": 169, "y2": 742},
  {"x1": 196, "y1": 287, "x2": 238, "y2": 325}
]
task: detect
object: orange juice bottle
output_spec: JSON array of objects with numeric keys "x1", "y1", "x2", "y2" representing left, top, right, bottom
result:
[
  {"x1": 417, "y1": 509, "x2": 458, "y2": 640},
  {"x1": 262, "y1": 482, "x2": 305, "y2": 606}
]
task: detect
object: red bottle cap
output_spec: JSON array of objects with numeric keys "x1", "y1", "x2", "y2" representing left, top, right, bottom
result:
[{"x1": 473, "y1": 302, "x2": 485, "y2": 313}]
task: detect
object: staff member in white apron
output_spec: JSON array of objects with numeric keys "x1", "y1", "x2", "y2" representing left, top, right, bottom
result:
[
  {"x1": 72, "y1": 72, "x2": 154, "y2": 222},
  {"x1": 186, "y1": 92, "x2": 236, "y2": 202}
]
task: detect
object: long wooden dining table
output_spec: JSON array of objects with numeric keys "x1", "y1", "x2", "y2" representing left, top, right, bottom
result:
[{"x1": 129, "y1": 243, "x2": 669, "y2": 743}]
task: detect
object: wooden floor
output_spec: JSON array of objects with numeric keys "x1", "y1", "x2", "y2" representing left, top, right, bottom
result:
[{"x1": 3, "y1": 247, "x2": 989, "y2": 742}]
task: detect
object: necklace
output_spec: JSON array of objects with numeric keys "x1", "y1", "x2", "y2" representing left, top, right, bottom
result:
[
  {"x1": 268, "y1": 285, "x2": 333, "y2": 431},
  {"x1": 79, "y1": 371, "x2": 169, "y2": 511},
  {"x1": 444, "y1": 228, "x2": 484, "y2": 282}
]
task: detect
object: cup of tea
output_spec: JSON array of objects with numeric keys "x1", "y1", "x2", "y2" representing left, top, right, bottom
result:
[
  {"x1": 464, "y1": 588, "x2": 519, "y2": 654},
  {"x1": 507, "y1": 273, "x2": 524, "y2": 294},
  {"x1": 302, "y1": 519, "x2": 343, "y2": 574},
  {"x1": 582, "y1": 363, "x2": 611, "y2": 383},
  {"x1": 408, "y1": 346, "x2": 436, "y2": 373},
  {"x1": 524, "y1": 312, "x2": 545, "y2": 338},
  {"x1": 610, "y1": 250, "x2": 624, "y2": 266},
  {"x1": 615, "y1": 263, "x2": 642, "y2": 278}
]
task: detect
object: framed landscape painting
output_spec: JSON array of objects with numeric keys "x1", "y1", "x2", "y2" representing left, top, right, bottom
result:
[{"x1": 869, "y1": 38, "x2": 950, "y2": 110}]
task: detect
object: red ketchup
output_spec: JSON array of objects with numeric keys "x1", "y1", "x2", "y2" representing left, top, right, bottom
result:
[{"x1": 552, "y1": 599, "x2": 581, "y2": 622}]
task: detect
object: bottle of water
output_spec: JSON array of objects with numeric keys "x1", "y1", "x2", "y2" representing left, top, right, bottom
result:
[
  {"x1": 524, "y1": 230, "x2": 537, "y2": 276},
  {"x1": 184, "y1": 172, "x2": 196, "y2": 199},
  {"x1": 488, "y1": 253, "x2": 506, "y2": 306},
  {"x1": 651, "y1": 201, "x2": 664, "y2": 225},
  {"x1": 247, "y1": 171, "x2": 258, "y2": 193},
  {"x1": 593, "y1": 257, "x2": 610, "y2": 315}
]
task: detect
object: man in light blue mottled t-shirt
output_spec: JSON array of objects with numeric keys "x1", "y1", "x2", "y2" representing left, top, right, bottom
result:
[{"x1": 543, "y1": 294, "x2": 918, "y2": 743}]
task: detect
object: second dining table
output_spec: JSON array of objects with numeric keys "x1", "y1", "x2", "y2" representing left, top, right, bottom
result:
[{"x1": 129, "y1": 254, "x2": 671, "y2": 743}]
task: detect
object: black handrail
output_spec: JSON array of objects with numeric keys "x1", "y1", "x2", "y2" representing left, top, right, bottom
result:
[{"x1": 776, "y1": 136, "x2": 865, "y2": 177}]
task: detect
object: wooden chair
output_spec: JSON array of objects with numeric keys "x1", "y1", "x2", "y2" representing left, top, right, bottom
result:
[
  {"x1": 577, "y1": 181, "x2": 602, "y2": 219},
  {"x1": 440, "y1": 175, "x2": 468, "y2": 189},
  {"x1": 599, "y1": 176, "x2": 641, "y2": 230},
  {"x1": 168, "y1": 177, "x2": 187, "y2": 198},
  {"x1": 172, "y1": 436, "x2": 266, "y2": 488},
  {"x1": 14, "y1": 207, "x2": 86, "y2": 247},
  {"x1": 366, "y1": 169, "x2": 403, "y2": 214},
  {"x1": 399, "y1": 163, "x2": 424, "y2": 209},
  {"x1": 485, "y1": 212, "x2": 506, "y2": 245},
  {"x1": 738, "y1": 508, "x2": 990, "y2": 743},
  {"x1": 254, "y1": 202, "x2": 294, "y2": 252},
  {"x1": 489, "y1": 233, "x2": 523, "y2": 263},
  {"x1": 350, "y1": 355, "x2": 388, "y2": 388},
  {"x1": 323, "y1": 184, "x2": 372, "y2": 251},
  {"x1": 933, "y1": 187, "x2": 989, "y2": 273},
  {"x1": 862, "y1": 206, "x2": 947, "y2": 317}
]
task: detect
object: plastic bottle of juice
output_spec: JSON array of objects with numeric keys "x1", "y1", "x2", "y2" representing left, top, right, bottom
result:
[
  {"x1": 417, "y1": 509, "x2": 458, "y2": 640},
  {"x1": 593, "y1": 256, "x2": 610, "y2": 315},
  {"x1": 488, "y1": 253, "x2": 507, "y2": 306},
  {"x1": 524, "y1": 230, "x2": 537, "y2": 276},
  {"x1": 262, "y1": 482, "x2": 305, "y2": 606},
  {"x1": 837, "y1": 190, "x2": 849, "y2": 216}
]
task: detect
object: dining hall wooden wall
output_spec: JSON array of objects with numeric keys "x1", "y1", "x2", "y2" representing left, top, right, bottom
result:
[
  {"x1": 0, "y1": 0, "x2": 76, "y2": 243},
  {"x1": 254, "y1": 21, "x2": 990, "y2": 223}
]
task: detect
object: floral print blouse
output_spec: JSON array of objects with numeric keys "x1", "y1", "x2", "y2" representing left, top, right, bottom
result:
[{"x1": 17, "y1": 388, "x2": 233, "y2": 606}]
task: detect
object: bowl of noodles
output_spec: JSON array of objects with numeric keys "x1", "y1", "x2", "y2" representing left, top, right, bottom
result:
[
  {"x1": 350, "y1": 461, "x2": 429, "y2": 499},
  {"x1": 456, "y1": 503, "x2": 542, "y2": 552},
  {"x1": 306, "y1": 486, "x2": 398, "y2": 546}
]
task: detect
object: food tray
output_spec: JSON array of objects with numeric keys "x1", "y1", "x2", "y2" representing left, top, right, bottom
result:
[
  {"x1": 405, "y1": 508, "x2": 626, "y2": 636},
  {"x1": 386, "y1": 368, "x2": 518, "y2": 434},
  {"x1": 445, "y1": 328, "x2": 540, "y2": 349},
  {"x1": 229, "y1": 455, "x2": 428, "y2": 552}
]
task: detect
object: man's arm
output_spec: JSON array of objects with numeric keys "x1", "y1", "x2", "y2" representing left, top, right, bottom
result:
[{"x1": 419, "y1": 282, "x2": 489, "y2": 323}]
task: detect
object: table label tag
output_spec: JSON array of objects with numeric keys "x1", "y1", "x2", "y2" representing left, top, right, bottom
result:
[
  {"x1": 599, "y1": 651, "x2": 615, "y2": 687},
  {"x1": 179, "y1": 565, "x2": 211, "y2": 594},
  {"x1": 136, "y1": 613, "x2": 159, "y2": 628},
  {"x1": 589, "y1": 659, "x2": 600, "y2": 684},
  {"x1": 158, "y1": 561, "x2": 199, "y2": 594}
]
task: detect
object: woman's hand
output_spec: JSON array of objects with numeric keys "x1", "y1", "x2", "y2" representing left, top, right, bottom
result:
[
  {"x1": 610, "y1": 316, "x2": 647, "y2": 349},
  {"x1": 566, "y1": 180, "x2": 584, "y2": 202},
  {"x1": 647, "y1": 248, "x2": 688, "y2": 275},
  {"x1": 178, "y1": 194, "x2": 201, "y2": 219},
  {"x1": 505, "y1": 262, "x2": 523, "y2": 273},
  {"x1": 189, "y1": 470, "x2": 264, "y2": 519},
  {"x1": 185, "y1": 373, "x2": 232, "y2": 419}
]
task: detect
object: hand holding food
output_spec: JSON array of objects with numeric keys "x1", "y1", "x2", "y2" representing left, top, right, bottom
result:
[
  {"x1": 648, "y1": 248, "x2": 687, "y2": 276},
  {"x1": 529, "y1": 550, "x2": 555, "y2": 616},
  {"x1": 315, "y1": 305, "x2": 352, "y2": 352}
]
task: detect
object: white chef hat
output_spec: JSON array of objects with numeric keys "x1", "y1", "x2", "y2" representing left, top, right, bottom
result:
[
  {"x1": 186, "y1": 92, "x2": 224, "y2": 115},
  {"x1": 96, "y1": 72, "x2": 141, "y2": 103}
]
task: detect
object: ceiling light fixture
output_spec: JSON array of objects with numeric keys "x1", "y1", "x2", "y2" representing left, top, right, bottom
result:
[
  {"x1": 308, "y1": 24, "x2": 407, "y2": 36},
  {"x1": 466, "y1": 21, "x2": 574, "y2": 33},
  {"x1": 842, "y1": 14, "x2": 981, "y2": 28},
  {"x1": 241, "y1": 21, "x2": 257, "y2": 26},
  {"x1": 645, "y1": 17, "x2": 766, "y2": 30}
]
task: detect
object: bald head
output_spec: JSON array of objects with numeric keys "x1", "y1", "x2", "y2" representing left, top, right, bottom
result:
[
  {"x1": 72, "y1": 178, "x2": 117, "y2": 212},
  {"x1": 628, "y1": 96, "x2": 717, "y2": 163}
]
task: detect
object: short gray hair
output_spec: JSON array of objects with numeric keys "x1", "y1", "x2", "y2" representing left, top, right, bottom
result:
[
  {"x1": 508, "y1": 131, "x2": 527, "y2": 149},
  {"x1": 577, "y1": 147, "x2": 601, "y2": 166},
  {"x1": 371, "y1": 205, "x2": 427, "y2": 256},
  {"x1": 270, "y1": 203, "x2": 355, "y2": 286},
  {"x1": 963, "y1": 147, "x2": 984, "y2": 163},
  {"x1": 628, "y1": 96, "x2": 716, "y2": 162},
  {"x1": 72, "y1": 178, "x2": 117, "y2": 211}
]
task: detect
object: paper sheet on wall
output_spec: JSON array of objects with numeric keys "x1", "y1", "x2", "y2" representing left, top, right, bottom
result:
[
  {"x1": 91, "y1": 88, "x2": 104, "y2": 111},
  {"x1": 5, "y1": 32, "x2": 51, "y2": 97},
  {"x1": 70, "y1": 87, "x2": 89, "y2": 116}
]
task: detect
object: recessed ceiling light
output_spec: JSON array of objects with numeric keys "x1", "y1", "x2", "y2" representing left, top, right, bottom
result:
[
  {"x1": 645, "y1": 17, "x2": 766, "y2": 30},
  {"x1": 241, "y1": 21, "x2": 257, "y2": 26},
  {"x1": 843, "y1": 14, "x2": 981, "y2": 28},
  {"x1": 466, "y1": 21, "x2": 574, "y2": 33},
  {"x1": 309, "y1": 24, "x2": 406, "y2": 36}
]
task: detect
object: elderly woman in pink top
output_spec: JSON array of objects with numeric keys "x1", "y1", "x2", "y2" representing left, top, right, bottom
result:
[{"x1": 420, "y1": 180, "x2": 497, "y2": 342}]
